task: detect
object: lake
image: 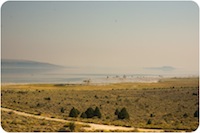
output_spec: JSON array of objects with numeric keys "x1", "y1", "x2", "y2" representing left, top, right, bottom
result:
[{"x1": 1, "y1": 59, "x2": 198, "y2": 84}]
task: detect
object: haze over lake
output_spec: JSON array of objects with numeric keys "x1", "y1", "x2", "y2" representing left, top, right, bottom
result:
[
  {"x1": 1, "y1": 1, "x2": 198, "y2": 83},
  {"x1": 1, "y1": 59, "x2": 198, "y2": 84}
]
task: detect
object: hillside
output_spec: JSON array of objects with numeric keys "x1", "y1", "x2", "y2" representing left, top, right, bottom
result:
[{"x1": 1, "y1": 59, "x2": 64, "y2": 69}]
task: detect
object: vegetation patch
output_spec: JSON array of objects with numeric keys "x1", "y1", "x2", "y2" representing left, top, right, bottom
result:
[{"x1": 1, "y1": 77, "x2": 199, "y2": 132}]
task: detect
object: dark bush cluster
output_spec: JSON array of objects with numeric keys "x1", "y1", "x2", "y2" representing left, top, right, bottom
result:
[
  {"x1": 69, "y1": 106, "x2": 130, "y2": 120},
  {"x1": 84, "y1": 107, "x2": 101, "y2": 118},
  {"x1": 69, "y1": 106, "x2": 101, "y2": 119}
]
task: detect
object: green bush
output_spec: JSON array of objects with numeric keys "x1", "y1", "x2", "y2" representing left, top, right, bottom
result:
[
  {"x1": 69, "y1": 107, "x2": 80, "y2": 118},
  {"x1": 118, "y1": 107, "x2": 129, "y2": 120},
  {"x1": 85, "y1": 107, "x2": 94, "y2": 118},
  {"x1": 80, "y1": 112, "x2": 87, "y2": 118},
  {"x1": 94, "y1": 107, "x2": 101, "y2": 118}
]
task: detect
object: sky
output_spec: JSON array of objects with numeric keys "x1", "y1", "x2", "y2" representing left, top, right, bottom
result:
[{"x1": 1, "y1": 1, "x2": 199, "y2": 74}]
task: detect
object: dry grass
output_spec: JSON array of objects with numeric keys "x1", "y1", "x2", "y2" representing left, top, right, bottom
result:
[
  {"x1": 1, "y1": 110, "x2": 87, "y2": 132},
  {"x1": 1, "y1": 77, "x2": 199, "y2": 132}
]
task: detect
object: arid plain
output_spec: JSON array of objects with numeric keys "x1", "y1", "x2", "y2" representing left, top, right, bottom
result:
[{"x1": 1, "y1": 77, "x2": 199, "y2": 132}]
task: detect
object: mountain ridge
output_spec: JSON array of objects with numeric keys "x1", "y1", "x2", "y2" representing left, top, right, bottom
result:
[{"x1": 1, "y1": 59, "x2": 65, "y2": 69}]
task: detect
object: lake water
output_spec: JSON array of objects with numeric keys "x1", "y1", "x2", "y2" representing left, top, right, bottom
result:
[
  {"x1": 1, "y1": 60, "x2": 198, "y2": 84},
  {"x1": 1, "y1": 67, "x2": 160, "y2": 84}
]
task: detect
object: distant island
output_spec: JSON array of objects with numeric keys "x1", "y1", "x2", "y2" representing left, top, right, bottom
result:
[{"x1": 144, "y1": 66, "x2": 175, "y2": 71}]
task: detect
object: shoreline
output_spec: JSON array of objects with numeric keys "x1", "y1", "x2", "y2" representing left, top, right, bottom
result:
[{"x1": 1, "y1": 76, "x2": 198, "y2": 86}]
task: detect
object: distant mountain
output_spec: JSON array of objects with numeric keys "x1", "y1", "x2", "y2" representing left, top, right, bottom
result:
[
  {"x1": 1, "y1": 59, "x2": 64, "y2": 69},
  {"x1": 144, "y1": 66, "x2": 175, "y2": 71}
]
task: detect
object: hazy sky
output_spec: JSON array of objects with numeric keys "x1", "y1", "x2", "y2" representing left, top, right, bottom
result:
[{"x1": 1, "y1": 1, "x2": 199, "y2": 72}]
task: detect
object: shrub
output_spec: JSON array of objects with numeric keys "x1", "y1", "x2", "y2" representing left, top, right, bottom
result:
[
  {"x1": 94, "y1": 107, "x2": 101, "y2": 118},
  {"x1": 80, "y1": 112, "x2": 87, "y2": 118},
  {"x1": 194, "y1": 109, "x2": 199, "y2": 118},
  {"x1": 150, "y1": 113, "x2": 155, "y2": 117},
  {"x1": 8, "y1": 111, "x2": 14, "y2": 115},
  {"x1": 192, "y1": 93, "x2": 197, "y2": 96},
  {"x1": 147, "y1": 119, "x2": 152, "y2": 124},
  {"x1": 118, "y1": 107, "x2": 129, "y2": 119},
  {"x1": 36, "y1": 103, "x2": 41, "y2": 107},
  {"x1": 40, "y1": 122, "x2": 47, "y2": 125},
  {"x1": 44, "y1": 97, "x2": 51, "y2": 100},
  {"x1": 69, "y1": 122, "x2": 76, "y2": 132},
  {"x1": 183, "y1": 113, "x2": 188, "y2": 118},
  {"x1": 94, "y1": 95, "x2": 98, "y2": 99},
  {"x1": 36, "y1": 112, "x2": 42, "y2": 115},
  {"x1": 61, "y1": 107, "x2": 65, "y2": 113},
  {"x1": 115, "y1": 109, "x2": 119, "y2": 115},
  {"x1": 69, "y1": 107, "x2": 80, "y2": 118},
  {"x1": 85, "y1": 107, "x2": 94, "y2": 118}
]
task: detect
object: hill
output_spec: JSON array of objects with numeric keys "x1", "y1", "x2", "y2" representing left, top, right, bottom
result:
[{"x1": 1, "y1": 59, "x2": 64, "y2": 69}]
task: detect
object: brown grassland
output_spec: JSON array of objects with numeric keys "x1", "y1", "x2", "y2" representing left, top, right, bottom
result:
[
  {"x1": 1, "y1": 111, "x2": 88, "y2": 132},
  {"x1": 1, "y1": 77, "x2": 199, "y2": 132}
]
